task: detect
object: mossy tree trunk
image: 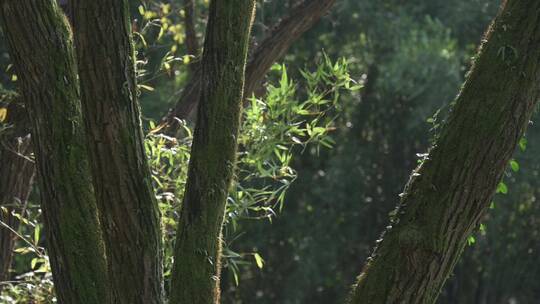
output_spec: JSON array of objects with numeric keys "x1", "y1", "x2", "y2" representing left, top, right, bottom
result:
[
  {"x1": 70, "y1": 1, "x2": 163, "y2": 303},
  {"x1": 348, "y1": 1, "x2": 540, "y2": 303},
  {"x1": 0, "y1": 1, "x2": 110, "y2": 303},
  {"x1": 169, "y1": 1, "x2": 256, "y2": 303},
  {"x1": 0, "y1": 92, "x2": 34, "y2": 284},
  {"x1": 0, "y1": 2, "x2": 72, "y2": 284}
]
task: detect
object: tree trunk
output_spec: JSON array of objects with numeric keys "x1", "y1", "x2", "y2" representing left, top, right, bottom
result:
[
  {"x1": 0, "y1": 1, "x2": 110, "y2": 303},
  {"x1": 0, "y1": 92, "x2": 34, "y2": 284},
  {"x1": 0, "y1": 1, "x2": 71, "y2": 284},
  {"x1": 70, "y1": 1, "x2": 163, "y2": 303},
  {"x1": 158, "y1": 0, "x2": 336, "y2": 134},
  {"x1": 347, "y1": 1, "x2": 540, "y2": 303},
  {"x1": 169, "y1": 1, "x2": 256, "y2": 303}
]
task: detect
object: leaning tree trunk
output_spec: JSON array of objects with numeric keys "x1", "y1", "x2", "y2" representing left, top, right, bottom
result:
[
  {"x1": 158, "y1": 0, "x2": 336, "y2": 134},
  {"x1": 348, "y1": 1, "x2": 540, "y2": 303},
  {"x1": 70, "y1": 1, "x2": 163, "y2": 303},
  {"x1": 0, "y1": 92, "x2": 34, "y2": 284},
  {"x1": 169, "y1": 1, "x2": 256, "y2": 303},
  {"x1": 0, "y1": 1, "x2": 110, "y2": 303}
]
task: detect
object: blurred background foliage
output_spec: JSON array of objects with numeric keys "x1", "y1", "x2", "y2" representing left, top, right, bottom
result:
[{"x1": 2, "y1": 0, "x2": 540, "y2": 303}]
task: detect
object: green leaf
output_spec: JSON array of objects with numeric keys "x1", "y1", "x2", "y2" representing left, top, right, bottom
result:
[
  {"x1": 14, "y1": 247, "x2": 31, "y2": 254},
  {"x1": 496, "y1": 182, "x2": 508, "y2": 194},
  {"x1": 279, "y1": 65, "x2": 288, "y2": 88},
  {"x1": 253, "y1": 253, "x2": 264, "y2": 269},
  {"x1": 519, "y1": 137, "x2": 527, "y2": 151},
  {"x1": 34, "y1": 224, "x2": 40, "y2": 245},
  {"x1": 182, "y1": 55, "x2": 191, "y2": 64},
  {"x1": 31, "y1": 257, "x2": 38, "y2": 269},
  {"x1": 0, "y1": 107, "x2": 7, "y2": 122},
  {"x1": 138, "y1": 84, "x2": 155, "y2": 92},
  {"x1": 270, "y1": 63, "x2": 282, "y2": 71},
  {"x1": 510, "y1": 159, "x2": 519, "y2": 172},
  {"x1": 479, "y1": 223, "x2": 486, "y2": 232},
  {"x1": 233, "y1": 268, "x2": 239, "y2": 286}
]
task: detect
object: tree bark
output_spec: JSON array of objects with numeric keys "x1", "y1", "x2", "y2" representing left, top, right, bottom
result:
[
  {"x1": 347, "y1": 1, "x2": 540, "y2": 303},
  {"x1": 169, "y1": 1, "x2": 256, "y2": 303},
  {"x1": 183, "y1": 0, "x2": 200, "y2": 73},
  {"x1": 158, "y1": 0, "x2": 336, "y2": 134},
  {"x1": 70, "y1": 1, "x2": 163, "y2": 303},
  {"x1": 0, "y1": 92, "x2": 34, "y2": 284},
  {"x1": 0, "y1": 1, "x2": 110, "y2": 303},
  {"x1": 0, "y1": 4, "x2": 73, "y2": 285}
]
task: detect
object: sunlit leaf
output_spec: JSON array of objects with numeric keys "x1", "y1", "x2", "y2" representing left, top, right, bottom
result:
[{"x1": 253, "y1": 253, "x2": 264, "y2": 269}]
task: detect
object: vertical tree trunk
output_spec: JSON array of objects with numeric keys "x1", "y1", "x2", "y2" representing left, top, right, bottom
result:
[
  {"x1": 348, "y1": 1, "x2": 540, "y2": 303},
  {"x1": 0, "y1": 1, "x2": 110, "y2": 303},
  {"x1": 71, "y1": 1, "x2": 163, "y2": 303},
  {"x1": 169, "y1": 1, "x2": 256, "y2": 303},
  {"x1": 0, "y1": 92, "x2": 34, "y2": 284},
  {"x1": 1, "y1": 0, "x2": 71, "y2": 282}
]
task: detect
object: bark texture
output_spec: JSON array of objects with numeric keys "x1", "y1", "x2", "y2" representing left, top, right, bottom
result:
[
  {"x1": 169, "y1": 1, "x2": 256, "y2": 303},
  {"x1": 71, "y1": 1, "x2": 163, "y2": 303},
  {"x1": 0, "y1": 0, "x2": 74, "y2": 285},
  {"x1": 0, "y1": 1, "x2": 110, "y2": 303},
  {"x1": 348, "y1": 1, "x2": 540, "y2": 303},
  {"x1": 159, "y1": 0, "x2": 336, "y2": 134},
  {"x1": 0, "y1": 92, "x2": 34, "y2": 283},
  {"x1": 183, "y1": 0, "x2": 200, "y2": 73}
]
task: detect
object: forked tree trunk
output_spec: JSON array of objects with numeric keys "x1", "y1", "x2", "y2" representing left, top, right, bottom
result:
[
  {"x1": 71, "y1": 1, "x2": 163, "y2": 303},
  {"x1": 348, "y1": 1, "x2": 540, "y2": 303},
  {"x1": 158, "y1": 0, "x2": 336, "y2": 134},
  {"x1": 0, "y1": 93, "x2": 34, "y2": 284},
  {"x1": 169, "y1": 1, "x2": 256, "y2": 303},
  {"x1": 0, "y1": 1, "x2": 110, "y2": 303}
]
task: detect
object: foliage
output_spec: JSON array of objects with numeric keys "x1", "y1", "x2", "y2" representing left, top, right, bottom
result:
[
  {"x1": 0, "y1": 203, "x2": 54, "y2": 304},
  {"x1": 1, "y1": 54, "x2": 355, "y2": 301},
  {"x1": 146, "y1": 56, "x2": 357, "y2": 287},
  {"x1": 5, "y1": 1, "x2": 540, "y2": 304}
]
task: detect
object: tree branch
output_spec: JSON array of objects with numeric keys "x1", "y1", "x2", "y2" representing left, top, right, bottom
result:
[
  {"x1": 183, "y1": 0, "x2": 200, "y2": 72},
  {"x1": 157, "y1": 0, "x2": 337, "y2": 135}
]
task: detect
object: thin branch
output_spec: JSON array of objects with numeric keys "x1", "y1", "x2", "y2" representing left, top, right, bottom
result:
[{"x1": 0, "y1": 220, "x2": 44, "y2": 258}]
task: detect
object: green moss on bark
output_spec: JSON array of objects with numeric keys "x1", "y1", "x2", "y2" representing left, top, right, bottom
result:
[
  {"x1": 348, "y1": 1, "x2": 540, "y2": 303},
  {"x1": 71, "y1": 1, "x2": 163, "y2": 303},
  {"x1": 0, "y1": 1, "x2": 110, "y2": 303},
  {"x1": 169, "y1": 1, "x2": 256, "y2": 304}
]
